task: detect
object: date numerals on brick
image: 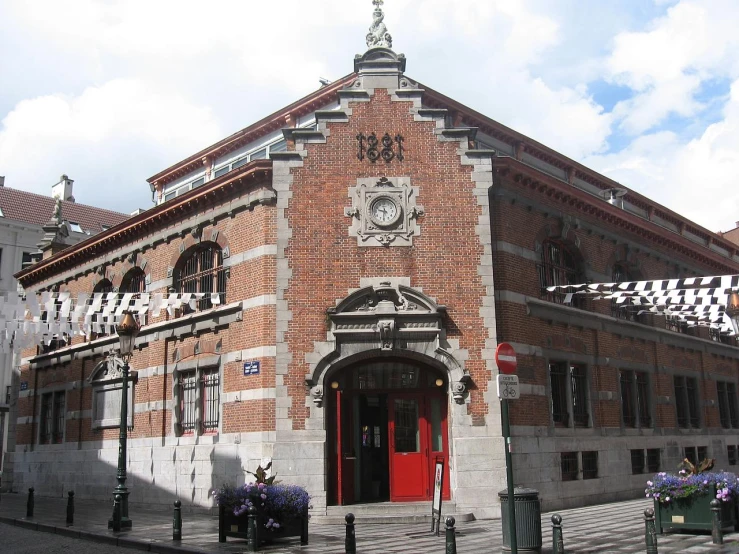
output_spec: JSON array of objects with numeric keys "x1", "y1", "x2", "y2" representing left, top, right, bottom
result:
[{"x1": 356, "y1": 132, "x2": 404, "y2": 163}]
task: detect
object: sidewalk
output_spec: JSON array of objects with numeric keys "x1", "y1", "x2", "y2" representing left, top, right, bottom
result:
[{"x1": 1, "y1": 491, "x2": 739, "y2": 553}]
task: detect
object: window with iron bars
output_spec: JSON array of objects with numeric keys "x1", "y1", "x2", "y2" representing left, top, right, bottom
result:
[
  {"x1": 620, "y1": 370, "x2": 651, "y2": 428},
  {"x1": 176, "y1": 244, "x2": 227, "y2": 312},
  {"x1": 120, "y1": 268, "x2": 147, "y2": 324},
  {"x1": 582, "y1": 451, "x2": 598, "y2": 479},
  {"x1": 674, "y1": 376, "x2": 700, "y2": 429},
  {"x1": 39, "y1": 287, "x2": 68, "y2": 353},
  {"x1": 717, "y1": 381, "x2": 739, "y2": 429},
  {"x1": 610, "y1": 264, "x2": 644, "y2": 322},
  {"x1": 537, "y1": 239, "x2": 584, "y2": 307},
  {"x1": 549, "y1": 361, "x2": 590, "y2": 428},
  {"x1": 561, "y1": 452, "x2": 578, "y2": 481},
  {"x1": 91, "y1": 279, "x2": 115, "y2": 337},
  {"x1": 175, "y1": 367, "x2": 220, "y2": 436},
  {"x1": 728, "y1": 445, "x2": 737, "y2": 466},
  {"x1": 647, "y1": 448, "x2": 661, "y2": 473},
  {"x1": 39, "y1": 391, "x2": 65, "y2": 444},
  {"x1": 630, "y1": 449, "x2": 645, "y2": 474}
]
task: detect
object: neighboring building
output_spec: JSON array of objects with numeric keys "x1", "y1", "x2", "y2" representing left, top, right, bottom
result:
[
  {"x1": 9, "y1": 6, "x2": 739, "y2": 517},
  {"x1": 0, "y1": 175, "x2": 128, "y2": 491},
  {"x1": 720, "y1": 222, "x2": 739, "y2": 247}
]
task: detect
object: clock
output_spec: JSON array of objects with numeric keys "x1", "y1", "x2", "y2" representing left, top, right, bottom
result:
[{"x1": 368, "y1": 195, "x2": 401, "y2": 227}]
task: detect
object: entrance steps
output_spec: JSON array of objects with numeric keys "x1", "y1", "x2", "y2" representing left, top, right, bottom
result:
[{"x1": 313, "y1": 501, "x2": 475, "y2": 525}]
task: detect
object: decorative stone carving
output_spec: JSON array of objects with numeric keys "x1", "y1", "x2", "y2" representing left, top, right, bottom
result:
[
  {"x1": 88, "y1": 353, "x2": 134, "y2": 429},
  {"x1": 346, "y1": 176, "x2": 423, "y2": 247},
  {"x1": 366, "y1": 0, "x2": 392, "y2": 49},
  {"x1": 452, "y1": 381, "x2": 466, "y2": 403},
  {"x1": 305, "y1": 282, "x2": 468, "y2": 402},
  {"x1": 310, "y1": 386, "x2": 324, "y2": 407}
]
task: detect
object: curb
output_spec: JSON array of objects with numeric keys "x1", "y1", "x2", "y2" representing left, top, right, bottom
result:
[{"x1": 0, "y1": 519, "x2": 208, "y2": 553}]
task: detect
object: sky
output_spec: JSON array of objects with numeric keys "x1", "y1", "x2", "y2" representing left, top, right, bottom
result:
[{"x1": 1, "y1": 0, "x2": 738, "y2": 233}]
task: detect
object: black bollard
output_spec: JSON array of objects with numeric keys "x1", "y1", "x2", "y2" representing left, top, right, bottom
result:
[
  {"x1": 26, "y1": 487, "x2": 34, "y2": 518},
  {"x1": 66, "y1": 491, "x2": 74, "y2": 526},
  {"x1": 345, "y1": 513, "x2": 356, "y2": 554},
  {"x1": 711, "y1": 499, "x2": 724, "y2": 545},
  {"x1": 445, "y1": 516, "x2": 457, "y2": 554},
  {"x1": 551, "y1": 514, "x2": 564, "y2": 554},
  {"x1": 644, "y1": 507, "x2": 658, "y2": 554},
  {"x1": 173, "y1": 500, "x2": 182, "y2": 541},
  {"x1": 112, "y1": 494, "x2": 122, "y2": 533},
  {"x1": 246, "y1": 505, "x2": 258, "y2": 552}
]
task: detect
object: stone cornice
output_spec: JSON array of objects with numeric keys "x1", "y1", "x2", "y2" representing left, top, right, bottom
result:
[
  {"x1": 495, "y1": 157, "x2": 739, "y2": 274},
  {"x1": 16, "y1": 160, "x2": 273, "y2": 288}
]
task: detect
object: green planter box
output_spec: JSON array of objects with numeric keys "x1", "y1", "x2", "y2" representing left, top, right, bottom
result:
[
  {"x1": 654, "y1": 484, "x2": 738, "y2": 533},
  {"x1": 218, "y1": 505, "x2": 309, "y2": 547}
]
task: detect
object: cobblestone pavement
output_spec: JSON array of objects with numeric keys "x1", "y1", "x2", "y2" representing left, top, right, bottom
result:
[{"x1": 2, "y1": 491, "x2": 739, "y2": 553}]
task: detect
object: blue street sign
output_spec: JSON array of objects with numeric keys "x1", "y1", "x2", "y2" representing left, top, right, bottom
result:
[{"x1": 243, "y1": 361, "x2": 260, "y2": 376}]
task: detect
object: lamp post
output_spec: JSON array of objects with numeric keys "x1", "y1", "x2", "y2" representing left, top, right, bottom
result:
[{"x1": 108, "y1": 311, "x2": 140, "y2": 530}]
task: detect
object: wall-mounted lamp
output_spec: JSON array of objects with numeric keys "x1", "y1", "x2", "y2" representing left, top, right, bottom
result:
[
  {"x1": 330, "y1": 381, "x2": 340, "y2": 390},
  {"x1": 435, "y1": 378, "x2": 444, "y2": 387}
]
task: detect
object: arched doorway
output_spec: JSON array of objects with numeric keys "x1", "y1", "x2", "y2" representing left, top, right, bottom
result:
[{"x1": 327, "y1": 358, "x2": 450, "y2": 505}]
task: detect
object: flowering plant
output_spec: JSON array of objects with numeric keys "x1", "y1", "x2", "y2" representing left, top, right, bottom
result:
[
  {"x1": 646, "y1": 469, "x2": 739, "y2": 504},
  {"x1": 213, "y1": 482, "x2": 311, "y2": 530}
]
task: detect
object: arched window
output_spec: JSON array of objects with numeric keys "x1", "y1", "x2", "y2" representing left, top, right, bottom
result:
[
  {"x1": 611, "y1": 263, "x2": 642, "y2": 321},
  {"x1": 175, "y1": 243, "x2": 227, "y2": 312},
  {"x1": 538, "y1": 239, "x2": 583, "y2": 305},
  {"x1": 120, "y1": 268, "x2": 146, "y2": 295},
  {"x1": 40, "y1": 285, "x2": 67, "y2": 353},
  {"x1": 92, "y1": 278, "x2": 114, "y2": 337}
]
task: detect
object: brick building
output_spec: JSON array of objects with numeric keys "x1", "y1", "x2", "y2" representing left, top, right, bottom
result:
[{"x1": 8, "y1": 8, "x2": 739, "y2": 517}]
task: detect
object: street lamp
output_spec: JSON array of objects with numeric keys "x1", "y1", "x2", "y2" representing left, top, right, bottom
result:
[
  {"x1": 108, "y1": 311, "x2": 140, "y2": 530},
  {"x1": 726, "y1": 291, "x2": 739, "y2": 335}
]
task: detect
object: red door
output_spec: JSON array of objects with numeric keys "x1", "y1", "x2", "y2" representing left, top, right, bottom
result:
[
  {"x1": 336, "y1": 390, "x2": 355, "y2": 505},
  {"x1": 388, "y1": 394, "x2": 429, "y2": 501}
]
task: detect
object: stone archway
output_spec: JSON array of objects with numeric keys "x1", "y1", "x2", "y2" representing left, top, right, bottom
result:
[{"x1": 304, "y1": 280, "x2": 469, "y2": 407}]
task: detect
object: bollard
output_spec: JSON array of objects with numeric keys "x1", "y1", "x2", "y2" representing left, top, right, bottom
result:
[
  {"x1": 551, "y1": 514, "x2": 564, "y2": 554},
  {"x1": 445, "y1": 516, "x2": 457, "y2": 554},
  {"x1": 345, "y1": 513, "x2": 356, "y2": 554},
  {"x1": 66, "y1": 491, "x2": 74, "y2": 526},
  {"x1": 112, "y1": 494, "x2": 122, "y2": 533},
  {"x1": 644, "y1": 507, "x2": 658, "y2": 554},
  {"x1": 711, "y1": 499, "x2": 724, "y2": 545},
  {"x1": 246, "y1": 505, "x2": 258, "y2": 552},
  {"x1": 26, "y1": 487, "x2": 34, "y2": 518},
  {"x1": 173, "y1": 500, "x2": 182, "y2": 541}
]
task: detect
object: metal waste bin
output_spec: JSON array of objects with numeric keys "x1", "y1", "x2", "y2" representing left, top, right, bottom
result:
[{"x1": 498, "y1": 487, "x2": 542, "y2": 552}]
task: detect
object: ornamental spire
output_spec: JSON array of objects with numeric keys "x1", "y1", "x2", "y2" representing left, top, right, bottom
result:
[{"x1": 366, "y1": 0, "x2": 393, "y2": 49}]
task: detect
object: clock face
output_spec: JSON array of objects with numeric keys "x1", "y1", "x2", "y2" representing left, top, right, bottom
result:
[{"x1": 369, "y1": 196, "x2": 400, "y2": 227}]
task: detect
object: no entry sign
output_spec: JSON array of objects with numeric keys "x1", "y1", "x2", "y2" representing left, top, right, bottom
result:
[{"x1": 495, "y1": 342, "x2": 517, "y2": 374}]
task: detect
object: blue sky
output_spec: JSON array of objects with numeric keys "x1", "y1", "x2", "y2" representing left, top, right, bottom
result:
[{"x1": 1, "y1": 0, "x2": 738, "y2": 232}]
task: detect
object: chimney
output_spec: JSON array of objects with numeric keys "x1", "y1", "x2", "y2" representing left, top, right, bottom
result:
[
  {"x1": 0, "y1": 176, "x2": 5, "y2": 187},
  {"x1": 51, "y1": 174, "x2": 75, "y2": 203}
]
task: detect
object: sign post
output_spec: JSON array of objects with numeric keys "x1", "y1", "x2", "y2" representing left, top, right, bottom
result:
[
  {"x1": 496, "y1": 342, "x2": 518, "y2": 554},
  {"x1": 431, "y1": 458, "x2": 444, "y2": 536}
]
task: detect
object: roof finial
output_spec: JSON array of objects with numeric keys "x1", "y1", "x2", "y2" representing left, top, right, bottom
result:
[{"x1": 366, "y1": 0, "x2": 392, "y2": 49}]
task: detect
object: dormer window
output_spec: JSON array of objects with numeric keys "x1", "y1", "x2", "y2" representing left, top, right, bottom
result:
[{"x1": 69, "y1": 222, "x2": 83, "y2": 233}]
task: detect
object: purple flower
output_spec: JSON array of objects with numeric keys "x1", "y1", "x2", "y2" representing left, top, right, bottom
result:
[
  {"x1": 273, "y1": 523, "x2": 280, "y2": 529},
  {"x1": 261, "y1": 494, "x2": 267, "y2": 500}
]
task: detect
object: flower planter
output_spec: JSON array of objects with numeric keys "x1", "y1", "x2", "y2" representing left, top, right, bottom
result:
[
  {"x1": 218, "y1": 505, "x2": 309, "y2": 546},
  {"x1": 654, "y1": 484, "x2": 738, "y2": 534}
]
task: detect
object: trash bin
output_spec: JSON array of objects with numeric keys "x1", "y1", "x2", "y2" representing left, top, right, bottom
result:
[{"x1": 498, "y1": 487, "x2": 542, "y2": 553}]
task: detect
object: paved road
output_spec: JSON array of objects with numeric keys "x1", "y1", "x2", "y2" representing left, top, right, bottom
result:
[{"x1": 1, "y1": 521, "x2": 124, "y2": 553}]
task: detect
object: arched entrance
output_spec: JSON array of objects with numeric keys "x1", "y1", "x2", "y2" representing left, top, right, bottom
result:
[{"x1": 327, "y1": 358, "x2": 450, "y2": 505}]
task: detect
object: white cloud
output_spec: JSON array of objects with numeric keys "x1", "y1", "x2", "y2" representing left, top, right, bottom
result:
[
  {"x1": 584, "y1": 78, "x2": 739, "y2": 232},
  {"x1": 607, "y1": 0, "x2": 739, "y2": 133},
  {"x1": 0, "y1": 79, "x2": 222, "y2": 212}
]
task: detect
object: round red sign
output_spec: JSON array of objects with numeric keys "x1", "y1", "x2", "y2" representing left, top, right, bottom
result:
[{"x1": 495, "y1": 342, "x2": 517, "y2": 374}]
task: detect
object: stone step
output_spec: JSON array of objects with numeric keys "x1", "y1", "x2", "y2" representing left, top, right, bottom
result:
[
  {"x1": 312, "y1": 512, "x2": 475, "y2": 525},
  {"x1": 326, "y1": 501, "x2": 450, "y2": 516}
]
